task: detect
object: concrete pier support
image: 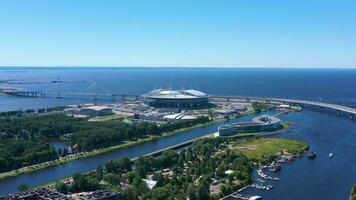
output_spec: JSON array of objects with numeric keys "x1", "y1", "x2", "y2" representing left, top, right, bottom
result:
[{"x1": 111, "y1": 95, "x2": 116, "y2": 102}]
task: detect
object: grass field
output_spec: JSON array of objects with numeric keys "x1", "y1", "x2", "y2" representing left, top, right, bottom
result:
[{"x1": 231, "y1": 138, "x2": 308, "y2": 163}]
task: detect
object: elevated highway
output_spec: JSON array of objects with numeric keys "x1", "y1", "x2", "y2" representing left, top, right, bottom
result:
[
  {"x1": 1, "y1": 86, "x2": 355, "y2": 118},
  {"x1": 212, "y1": 95, "x2": 356, "y2": 118}
]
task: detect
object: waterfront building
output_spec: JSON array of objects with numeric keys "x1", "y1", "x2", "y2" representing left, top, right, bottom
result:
[
  {"x1": 218, "y1": 115, "x2": 282, "y2": 136},
  {"x1": 76, "y1": 105, "x2": 113, "y2": 116},
  {"x1": 142, "y1": 89, "x2": 209, "y2": 109}
]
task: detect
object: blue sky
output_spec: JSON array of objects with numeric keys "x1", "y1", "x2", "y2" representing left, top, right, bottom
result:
[{"x1": 1, "y1": 0, "x2": 356, "y2": 67}]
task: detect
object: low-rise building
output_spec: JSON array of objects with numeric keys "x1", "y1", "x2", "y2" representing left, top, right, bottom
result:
[
  {"x1": 0, "y1": 188, "x2": 68, "y2": 200},
  {"x1": 78, "y1": 106, "x2": 113, "y2": 116},
  {"x1": 72, "y1": 190, "x2": 120, "y2": 200},
  {"x1": 218, "y1": 115, "x2": 283, "y2": 136}
]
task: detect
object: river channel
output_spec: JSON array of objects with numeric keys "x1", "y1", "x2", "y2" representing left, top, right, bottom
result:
[{"x1": 0, "y1": 111, "x2": 273, "y2": 194}]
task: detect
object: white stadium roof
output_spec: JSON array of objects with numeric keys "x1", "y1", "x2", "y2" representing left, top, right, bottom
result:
[{"x1": 143, "y1": 89, "x2": 208, "y2": 99}]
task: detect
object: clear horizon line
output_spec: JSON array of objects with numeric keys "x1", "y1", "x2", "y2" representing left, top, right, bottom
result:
[{"x1": 1, "y1": 65, "x2": 356, "y2": 69}]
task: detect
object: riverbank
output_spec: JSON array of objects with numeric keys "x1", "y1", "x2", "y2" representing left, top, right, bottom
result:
[
  {"x1": 0, "y1": 117, "x2": 227, "y2": 182},
  {"x1": 23, "y1": 111, "x2": 266, "y2": 189},
  {"x1": 36, "y1": 137, "x2": 308, "y2": 200}
]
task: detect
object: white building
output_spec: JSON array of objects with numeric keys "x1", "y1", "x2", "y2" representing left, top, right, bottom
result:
[{"x1": 78, "y1": 105, "x2": 113, "y2": 116}]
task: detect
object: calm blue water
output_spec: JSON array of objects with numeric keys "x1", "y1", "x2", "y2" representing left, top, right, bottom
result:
[
  {"x1": 0, "y1": 68, "x2": 355, "y2": 199},
  {"x1": 242, "y1": 110, "x2": 356, "y2": 200},
  {"x1": 1, "y1": 67, "x2": 356, "y2": 111}
]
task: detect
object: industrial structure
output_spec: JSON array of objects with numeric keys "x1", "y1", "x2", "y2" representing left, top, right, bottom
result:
[
  {"x1": 218, "y1": 115, "x2": 282, "y2": 136},
  {"x1": 142, "y1": 89, "x2": 210, "y2": 109}
]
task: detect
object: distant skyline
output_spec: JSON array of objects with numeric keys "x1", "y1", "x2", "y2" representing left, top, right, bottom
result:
[{"x1": 1, "y1": 0, "x2": 356, "y2": 68}]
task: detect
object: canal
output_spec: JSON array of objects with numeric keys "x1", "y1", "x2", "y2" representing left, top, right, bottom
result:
[{"x1": 0, "y1": 111, "x2": 270, "y2": 194}]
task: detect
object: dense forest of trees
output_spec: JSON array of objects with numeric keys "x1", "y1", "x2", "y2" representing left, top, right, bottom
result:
[
  {"x1": 55, "y1": 138, "x2": 253, "y2": 200},
  {"x1": 0, "y1": 139, "x2": 57, "y2": 172},
  {"x1": 0, "y1": 113, "x2": 210, "y2": 173}
]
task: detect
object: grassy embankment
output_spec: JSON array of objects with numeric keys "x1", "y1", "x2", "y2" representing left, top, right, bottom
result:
[{"x1": 231, "y1": 138, "x2": 308, "y2": 164}]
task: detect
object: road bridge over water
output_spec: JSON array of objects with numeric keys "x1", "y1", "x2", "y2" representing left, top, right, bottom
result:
[
  {"x1": 1, "y1": 86, "x2": 355, "y2": 118},
  {"x1": 212, "y1": 95, "x2": 356, "y2": 118}
]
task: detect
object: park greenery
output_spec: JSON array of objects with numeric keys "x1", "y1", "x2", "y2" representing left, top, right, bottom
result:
[
  {"x1": 231, "y1": 138, "x2": 308, "y2": 164},
  {"x1": 53, "y1": 137, "x2": 253, "y2": 200},
  {"x1": 49, "y1": 137, "x2": 308, "y2": 200},
  {"x1": 0, "y1": 112, "x2": 210, "y2": 173}
]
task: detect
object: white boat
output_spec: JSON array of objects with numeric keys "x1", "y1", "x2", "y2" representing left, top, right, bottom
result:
[{"x1": 329, "y1": 153, "x2": 333, "y2": 158}]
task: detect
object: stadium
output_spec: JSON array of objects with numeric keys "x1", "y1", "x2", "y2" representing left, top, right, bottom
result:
[{"x1": 142, "y1": 89, "x2": 210, "y2": 108}]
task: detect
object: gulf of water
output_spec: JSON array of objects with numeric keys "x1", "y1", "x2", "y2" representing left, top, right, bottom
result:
[
  {"x1": 0, "y1": 67, "x2": 355, "y2": 199},
  {"x1": 1, "y1": 67, "x2": 356, "y2": 111}
]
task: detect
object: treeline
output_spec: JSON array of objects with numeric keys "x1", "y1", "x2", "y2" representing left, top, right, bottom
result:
[
  {"x1": 55, "y1": 138, "x2": 253, "y2": 200},
  {"x1": 0, "y1": 106, "x2": 64, "y2": 117},
  {"x1": 0, "y1": 113, "x2": 210, "y2": 173},
  {"x1": 0, "y1": 139, "x2": 57, "y2": 172}
]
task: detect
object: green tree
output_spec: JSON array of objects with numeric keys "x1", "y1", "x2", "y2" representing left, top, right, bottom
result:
[
  {"x1": 197, "y1": 181, "x2": 210, "y2": 200},
  {"x1": 207, "y1": 109, "x2": 215, "y2": 118},
  {"x1": 103, "y1": 173, "x2": 120, "y2": 185},
  {"x1": 17, "y1": 183, "x2": 29, "y2": 192},
  {"x1": 96, "y1": 164, "x2": 104, "y2": 178},
  {"x1": 122, "y1": 186, "x2": 139, "y2": 200},
  {"x1": 55, "y1": 180, "x2": 68, "y2": 193}
]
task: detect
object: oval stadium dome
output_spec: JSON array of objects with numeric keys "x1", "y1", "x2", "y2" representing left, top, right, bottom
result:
[{"x1": 142, "y1": 89, "x2": 210, "y2": 108}]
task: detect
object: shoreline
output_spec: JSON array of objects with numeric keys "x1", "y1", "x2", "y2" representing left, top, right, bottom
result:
[
  {"x1": 36, "y1": 110, "x2": 283, "y2": 189},
  {"x1": 0, "y1": 107, "x2": 270, "y2": 182},
  {"x1": 0, "y1": 117, "x2": 227, "y2": 182}
]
